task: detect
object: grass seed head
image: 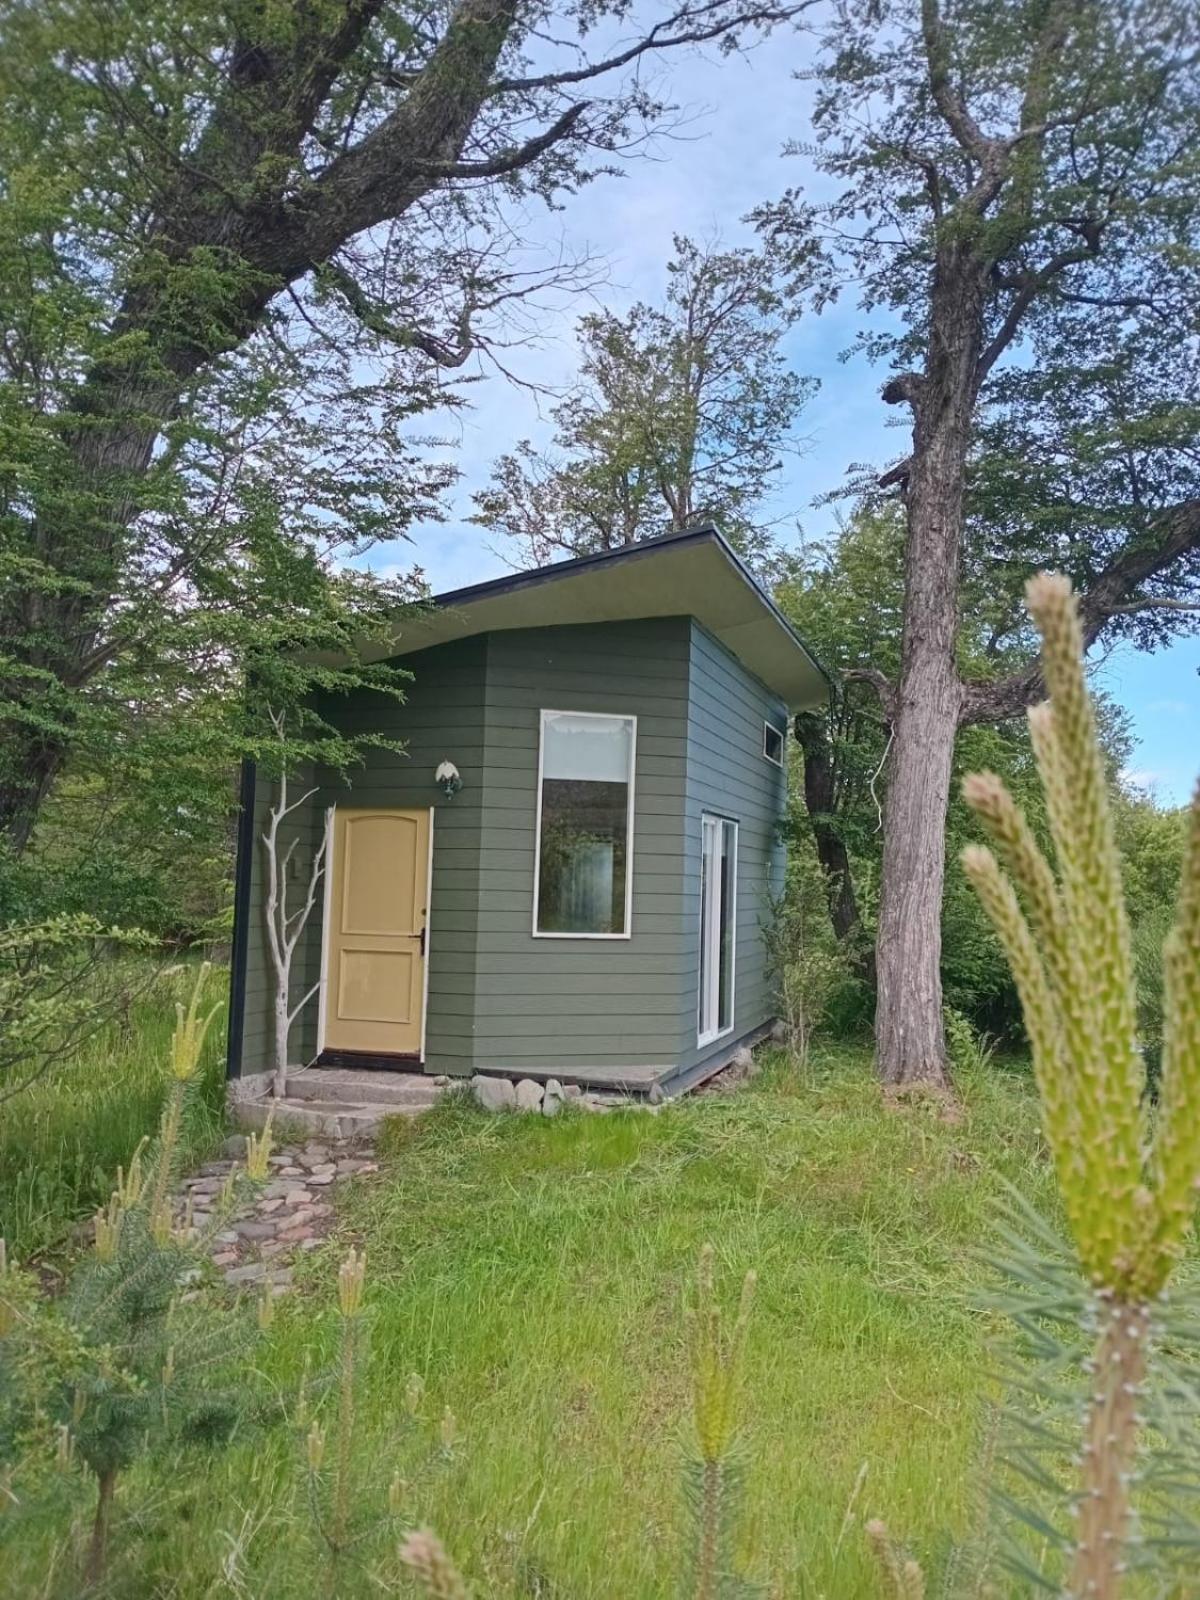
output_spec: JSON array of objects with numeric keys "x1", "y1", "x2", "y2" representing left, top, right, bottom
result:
[{"x1": 398, "y1": 1528, "x2": 470, "y2": 1600}]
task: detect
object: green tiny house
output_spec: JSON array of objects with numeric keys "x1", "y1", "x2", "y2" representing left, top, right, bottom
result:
[{"x1": 227, "y1": 528, "x2": 828, "y2": 1097}]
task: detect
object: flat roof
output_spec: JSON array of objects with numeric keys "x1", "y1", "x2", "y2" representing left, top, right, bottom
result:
[{"x1": 373, "y1": 527, "x2": 829, "y2": 711}]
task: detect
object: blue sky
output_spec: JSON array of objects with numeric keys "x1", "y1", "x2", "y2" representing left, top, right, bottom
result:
[{"x1": 369, "y1": 29, "x2": 1200, "y2": 806}]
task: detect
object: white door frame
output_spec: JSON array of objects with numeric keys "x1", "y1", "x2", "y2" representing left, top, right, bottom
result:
[{"x1": 697, "y1": 813, "x2": 738, "y2": 1048}]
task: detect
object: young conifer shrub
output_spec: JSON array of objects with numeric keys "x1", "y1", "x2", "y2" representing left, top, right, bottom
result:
[
  {"x1": 685, "y1": 1242, "x2": 758, "y2": 1600},
  {"x1": 0, "y1": 965, "x2": 269, "y2": 1585},
  {"x1": 304, "y1": 1246, "x2": 454, "y2": 1594},
  {"x1": 960, "y1": 574, "x2": 1200, "y2": 1599}
]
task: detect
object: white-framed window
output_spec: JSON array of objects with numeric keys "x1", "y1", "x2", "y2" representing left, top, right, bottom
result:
[
  {"x1": 763, "y1": 721, "x2": 785, "y2": 766},
  {"x1": 698, "y1": 814, "x2": 738, "y2": 1045},
  {"x1": 533, "y1": 710, "x2": 636, "y2": 938}
]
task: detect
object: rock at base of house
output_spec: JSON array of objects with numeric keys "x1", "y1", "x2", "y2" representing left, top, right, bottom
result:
[
  {"x1": 542, "y1": 1079, "x2": 565, "y2": 1117},
  {"x1": 770, "y1": 1018, "x2": 790, "y2": 1045},
  {"x1": 515, "y1": 1078, "x2": 545, "y2": 1113},
  {"x1": 472, "y1": 1075, "x2": 516, "y2": 1112},
  {"x1": 220, "y1": 1134, "x2": 249, "y2": 1160}
]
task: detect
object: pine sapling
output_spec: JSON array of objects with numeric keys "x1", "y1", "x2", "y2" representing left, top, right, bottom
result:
[
  {"x1": 686, "y1": 1243, "x2": 757, "y2": 1600},
  {"x1": 0, "y1": 965, "x2": 268, "y2": 1586},
  {"x1": 961, "y1": 573, "x2": 1200, "y2": 1599}
]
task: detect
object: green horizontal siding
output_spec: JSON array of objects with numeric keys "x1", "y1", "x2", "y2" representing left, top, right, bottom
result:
[{"x1": 677, "y1": 620, "x2": 788, "y2": 1077}]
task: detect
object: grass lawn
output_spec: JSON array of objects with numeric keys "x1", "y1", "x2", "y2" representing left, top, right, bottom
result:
[
  {"x1": 0, "y1": 964, "x2": 226, "y2": 1261},
  {"x1": 5, "y1": 1042, "x2": 1061, "y2": 1598}
]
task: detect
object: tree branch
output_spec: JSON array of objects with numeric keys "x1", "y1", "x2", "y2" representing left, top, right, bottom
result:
[
  {"x1": 411, "y1": 102, "x2": 589, "y2": 180},
  {"x1": 844, "y1": 666, "x2": 897, "y2": 723},
  {"x1": 958, "y1": 498, "x2": 1200, "y2": 724},
  {"x1": 489, "y1": 0, "x2": 810, "y2": 95},
  {"x1": 921, "y1": 0, "x2": 990, "y2": 160}
]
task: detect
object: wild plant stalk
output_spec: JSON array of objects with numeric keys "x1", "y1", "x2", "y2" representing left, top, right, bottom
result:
[
  {"x1": 865, "y1": 1519, "x2": 925, "y2": 1600},
  {"x1": 961, "y1": 574, "x2": 1200, "y2": 1600},
  {"x1": 686, "y1": 1243, "x2": 757, "y2": 1600},
  {"x1": 398, "y1": 1528, "x2": 471, "y2": 1599}
]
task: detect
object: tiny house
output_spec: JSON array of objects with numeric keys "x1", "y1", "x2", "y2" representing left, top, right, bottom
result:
[{"x1": 226, "y1": 527, "x2": 828, "y2": 1098}]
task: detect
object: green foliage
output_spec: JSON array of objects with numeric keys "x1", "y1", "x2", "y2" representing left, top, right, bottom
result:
[
  {"x1": 0, "y1": 967, "x2": 267, "y2": 1584},
  {"x1": 764, "y1": 854, "x2": 853, "y2": 1062},
  {"x1": 0, "y1": 962, "x2": 226, "y2": 1260},
  {"x1": 473, "y1": 236, "x2": 814, "y2": 571},
  {"x1": 963, "y1": 574, "x2": 1200, "y2": 1595},
  {"x1": 0, "y1": 914, "x2": 157, "y2": 1098},
  {"x1": 941, "y1": 1008, "x2": 996, "y2": 1080}
]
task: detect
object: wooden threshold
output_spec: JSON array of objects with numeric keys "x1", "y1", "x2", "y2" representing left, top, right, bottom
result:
[{"x1": 316, "y1": 1048, "x2": 424, "y2": 1073}]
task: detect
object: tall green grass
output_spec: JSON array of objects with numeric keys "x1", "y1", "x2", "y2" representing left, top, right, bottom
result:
[
  {"x1": 4, "y1": 1042, "x2": 1059, "y2": 1598},
  {"x1": 0, "y1": 962, "x2": 227, "y2": 1260}
]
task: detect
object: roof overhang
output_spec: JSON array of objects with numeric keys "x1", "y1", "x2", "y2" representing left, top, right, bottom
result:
[{"x1": 369, "y1": 527, "x2": 829, "y2": 712}]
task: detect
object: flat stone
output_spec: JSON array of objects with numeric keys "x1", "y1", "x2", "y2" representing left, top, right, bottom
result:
[
  {"x1": 515, "y1": 1078, "x2": 544, "y2": 1113},
  {"x1": 233, "y1": 1220, "x2": 278, "y2": 1240},
  {"x1": 299, "y1": 1237, "x2": 324, "y2": 1252},
  {"x1": 212, "y1": 1251, "x2": 238, "y2": 1267},
  {"x1": 259, "y1": 1240, "x2": 289, "y2": 1260},
  {"x1": 472, "y1": 1075, "x2": 516, "y2": 1112},
  {"x1": 224, "y1": 1262, "x2": 267, "y2": 1286},
  {"x1": 284, "y1": 1188, "x2": 311, "y2": 1206},
  {"x1": 216, "y1": 1230, "x2": 239, "y2": 1245},
  {"x1": 563, "y1": 1084, "x2": 583, "y2": 1100},
  {"x1": 283, "y1": 1207, "x2": 319, "y2": 1228},
  {"x1": 259, "y1": 1197, "x2": 285, "y2": 1214},
  {"x1": 280, "y1": 1165, "x2": 305, "y2": 1176},
  {"x1": 277, "y1": 1224, "x2": 316, "y2": 1244}
]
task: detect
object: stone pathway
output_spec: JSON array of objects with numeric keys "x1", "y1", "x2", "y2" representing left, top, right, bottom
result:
[{"x1": 174, "y1": 1135, "x2": 378, "y2": 1296}]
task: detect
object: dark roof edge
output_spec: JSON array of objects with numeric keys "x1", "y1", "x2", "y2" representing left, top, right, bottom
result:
[{"x1": 430, "y1": 526, "x2": 831, "y2": 691}]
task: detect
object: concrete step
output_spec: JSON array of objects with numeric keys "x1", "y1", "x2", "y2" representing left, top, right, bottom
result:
[
  {"x1": 234, "y1": 1095, "x2": 433, "y2": 1141},
  {"x1": 285, "y1": 1068, "x2": 443, "y2": 1109}
]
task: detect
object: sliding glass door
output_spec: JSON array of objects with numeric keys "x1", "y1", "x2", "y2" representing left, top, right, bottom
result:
[{"x1": 698, "y1": 814, "x2": 737, "y2": 1045}]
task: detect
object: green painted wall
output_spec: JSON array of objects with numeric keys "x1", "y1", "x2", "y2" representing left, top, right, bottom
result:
[
  {"x1": 233, "y1": 616, "x2": 787, "y2": 1083},
  {"x1": 472, "y1": 619, "x2": 693, "y2": 1076},
  {"x1": 678, "y1": 620, "x2": 789, "y2": 1077}
]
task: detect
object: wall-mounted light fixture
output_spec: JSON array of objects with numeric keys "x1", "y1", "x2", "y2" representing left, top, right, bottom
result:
[{"x1": 435, "y1": 759, "x2": 463, "y2": 799}]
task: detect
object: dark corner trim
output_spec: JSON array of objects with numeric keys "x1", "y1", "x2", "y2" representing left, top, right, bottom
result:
[{"x1": 226, "y1": 758, "x2": 257, "y2": 1080}]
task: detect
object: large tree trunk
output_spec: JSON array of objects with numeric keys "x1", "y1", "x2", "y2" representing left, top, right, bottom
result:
[{"x1": 873, "y1": 251, "x2": 983, "y2": 1090}]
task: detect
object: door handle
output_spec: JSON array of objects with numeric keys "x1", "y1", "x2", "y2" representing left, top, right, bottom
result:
[{"x1": 418, "y1": 925, "x2": 427, "y2": 957}]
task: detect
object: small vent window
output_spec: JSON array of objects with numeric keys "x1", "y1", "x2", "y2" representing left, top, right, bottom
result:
[{"x1": 763, "y1": 722, "x2": 785, "y2": 766}]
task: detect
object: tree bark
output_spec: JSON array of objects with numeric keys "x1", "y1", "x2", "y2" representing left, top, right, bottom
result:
[
  {"x1": 874, "y1": 250, "x2": 983, "y2": 1090},
  {"x1": 83, "y1": 1465, "x2": 118, "y2": 1588}
]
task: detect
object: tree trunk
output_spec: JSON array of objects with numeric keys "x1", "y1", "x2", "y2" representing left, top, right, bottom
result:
[
  {"x1": 793, "y1": 711, "x2": 875, "y2": 987},
  {"x1": 874, "y1": 250, "x2": 982, "y2": 1090},
  {"x1": 83, "y1": 1465, "x2": 118, "y2": 1587},
  {"x1": 0, "y1": 737, "x2": 66, "y2": 855}
]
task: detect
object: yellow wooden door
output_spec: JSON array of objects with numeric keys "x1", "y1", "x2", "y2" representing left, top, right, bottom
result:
[{"x1": 324, "y1": 808, "x2": 430, "y2": 1057}]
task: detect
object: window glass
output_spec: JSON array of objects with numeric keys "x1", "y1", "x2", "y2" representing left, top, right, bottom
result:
[
  {"x1": 536, "y1": 712, "x2": 635, "y2": 935},
  {"x1": 699, "y1": 814, "x2": 737, "y2": 1041},
  {"x1": 763, "y1": 722, "x2": 785, "y2": 765}
]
